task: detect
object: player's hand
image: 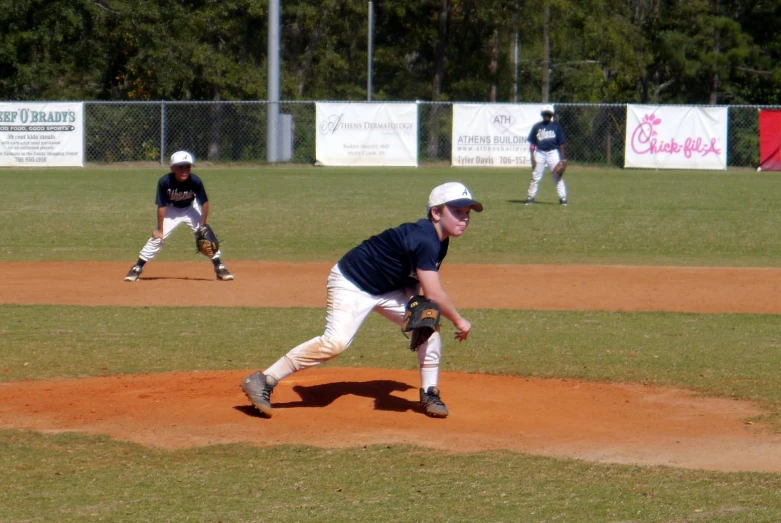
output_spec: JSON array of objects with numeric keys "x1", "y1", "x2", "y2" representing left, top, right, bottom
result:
[
  {"x1": 152, "y1": 229, "x2": 163, "y2": 240},
  {"x1": 453, "y1": 318, "x2": 471, "y2": 341}
]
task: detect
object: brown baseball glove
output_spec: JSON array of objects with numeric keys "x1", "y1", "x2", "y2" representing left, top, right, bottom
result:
[
  {"x1": 401, "y1": 296, "x2": 441, "y2": 351},
  {"x1": 553, "y1": 159, "x2": 568, "y2": 177},
  {"x1": 195, "y1": 224, "x2": 220, "y2": 257}
]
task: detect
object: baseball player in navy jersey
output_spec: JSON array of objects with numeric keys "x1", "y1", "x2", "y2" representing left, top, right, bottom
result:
[
  {"x1": 526, "y1": 104, "x2": 568, "y2": 206},
  {"x1": 241, "y1": 182, "x2": 482, "y2": 419},
  {"x1": 124, "y1": 151, "x2": 234, "y2": 282}
]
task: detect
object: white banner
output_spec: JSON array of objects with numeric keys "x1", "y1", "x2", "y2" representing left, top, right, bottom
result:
[
  {"x1": 315, "y1": 103, "x2": 417, "y2": 166},
  {"x1": 0, "y1": 102, "x2": 84, "y2": 167},
  {"x1": 451, "y1": 104, "x2": 543, "y2": 167},
  {"x1": 624, "y1": 105, "x2": 728, "y2": 170}
]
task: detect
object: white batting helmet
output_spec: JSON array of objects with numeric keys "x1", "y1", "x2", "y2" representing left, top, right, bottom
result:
[{"x1": 541, "y1": 104, "x2": 555, "y2": 116}]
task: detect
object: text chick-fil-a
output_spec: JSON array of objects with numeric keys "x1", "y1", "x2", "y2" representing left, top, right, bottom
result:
[{"x1": 631, "y1": 113, "x2": 721, "y2": 158}]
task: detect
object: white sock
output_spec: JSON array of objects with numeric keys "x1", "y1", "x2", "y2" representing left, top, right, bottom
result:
[
  {"x1": 264, "y1": 356, "x2": 296, "y2": 382},
  {"x1": 420, "y1": 365, "x2": 439, "y2": 391}
]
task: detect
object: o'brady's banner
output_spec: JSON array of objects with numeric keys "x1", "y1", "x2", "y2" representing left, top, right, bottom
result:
[
  {"x1": 0, "y1": 102, "x2": 84, "y2": 167},
  {"x1": 451, "y1": 104, "x2": 542, "y2": 167},
  {"x1": 315, "y1": 102, "x2": 418, "y2": 166},
  {"x1": 624, "y1": 104, "x2": 728, "y2": 170}
]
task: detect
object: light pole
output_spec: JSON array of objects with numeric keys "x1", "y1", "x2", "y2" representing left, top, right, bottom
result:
[{"x1": 267, "y1": 0, "x2": 280, "y2": 162}]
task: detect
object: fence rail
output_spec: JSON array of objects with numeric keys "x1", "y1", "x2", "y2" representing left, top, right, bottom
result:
[{"x1": 83, "y1": 101, "x2": 774, "y2": 168}]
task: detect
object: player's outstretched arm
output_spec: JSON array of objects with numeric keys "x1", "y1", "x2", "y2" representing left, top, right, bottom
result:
[{"x1": 417, "y1": 269, "x2": 471, "y2": 340}]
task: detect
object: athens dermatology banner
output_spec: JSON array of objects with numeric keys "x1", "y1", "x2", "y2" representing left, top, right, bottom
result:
[
  {"x1": 451, "y1": 104, "x2": 543, "y2": 167},
  {"x1": 315, "y1": 103, "x2": 418, "y2": 166},
  {"x1": 624, "y1": 105, "x2": 728, "y2": 169},
  {"x1": 0, "y1": 102, "x2": 84, "y2": 167}
]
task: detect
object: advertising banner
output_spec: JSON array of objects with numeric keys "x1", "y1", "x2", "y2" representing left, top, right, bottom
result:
[
  {"x1": 759, "y1": 109, "x2": 781, "y2": 171},
  {"x1": 315, "y1": 103, "x2": 418, "y2": 166},
  {"x1": 451, "y1": 104, "x2": 542, "y2": 167},
  {"x1": 0, "y1": 102, "x2": 84, "y2": 167},
  {"x1": 624, "y1": 105, "x2": 728, "y2": 169}
]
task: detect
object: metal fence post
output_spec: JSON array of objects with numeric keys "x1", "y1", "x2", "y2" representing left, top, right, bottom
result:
[{"x1": 160, "y1": 101, "x2": 166, "y2": 166}]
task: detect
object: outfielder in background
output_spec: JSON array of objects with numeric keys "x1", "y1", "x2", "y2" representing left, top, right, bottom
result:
[
  {"x1": 526, "y1": 104, "x2": 568, "y2": 206},
  {"x1": 241, "y1": 182, "x2": 482, "y2": 419},
  {"x1": 124, "y1": 151, "x2": 234, "y2": 282}
]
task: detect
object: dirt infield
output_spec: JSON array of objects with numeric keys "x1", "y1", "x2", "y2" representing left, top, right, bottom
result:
[
  {"x1": 6, "y1": 261, "x2": 781, "y2": 312},
  {"x1": 2, "y1": 261, "x2": 781, "y2": 472}
]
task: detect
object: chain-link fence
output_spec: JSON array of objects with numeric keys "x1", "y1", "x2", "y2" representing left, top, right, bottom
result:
[{"x1": 84, "y1": 101, "x2": 775, "y2": 168}]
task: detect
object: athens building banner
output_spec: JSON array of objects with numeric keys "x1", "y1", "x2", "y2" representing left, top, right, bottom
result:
[
  {"x1": 315, "y1": 102, "x2": 418, "y2": 166},
  {"x1": 0, "y1": 102, "x2": 84, "y2": 167},
  {"x1": 451, "y1": 104, "x2": 542, "y2": 167},
  {"x1": 624, "y1": 105, "x2": 728, "y2": 170}
]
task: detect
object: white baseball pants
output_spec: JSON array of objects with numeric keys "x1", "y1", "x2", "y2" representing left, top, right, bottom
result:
[
  {"x1": 138, "y1": 201, "x2": 222, "y2": 261},
  {"x1": 266, "y1": 264, "x2": 442, "y2": 388},
  {"x1": 528, "y1": 149, "x2": 567, "y2": 200}
]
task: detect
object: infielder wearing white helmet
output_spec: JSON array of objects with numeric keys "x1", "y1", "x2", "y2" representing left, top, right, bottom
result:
[{"x1": 123, "y1": 150, "x2": 235, "y2": 282}]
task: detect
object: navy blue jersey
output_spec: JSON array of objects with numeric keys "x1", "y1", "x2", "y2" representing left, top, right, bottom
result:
[
  {"x1": 155, "y1": 173, "x2": 209, "y2": 208},
  {"x1": 528, "y1": 121, "x2": 566, "y2": 151},
  {"x1": 338, "y1": 219, "x2": 449, "y2": 295}
]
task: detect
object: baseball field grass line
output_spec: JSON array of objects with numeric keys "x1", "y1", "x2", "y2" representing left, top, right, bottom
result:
[
  {"x1": 1, "y1": 430, "x2": 780, "y2": 522},
  {"x1": 2, "y1": 166, "x2": 781, "y2": 266}
]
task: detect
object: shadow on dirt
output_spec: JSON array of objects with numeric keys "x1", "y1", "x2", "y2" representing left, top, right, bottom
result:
[{"x1": 235, "y1": 379, "x2": 418, "y2": 416}]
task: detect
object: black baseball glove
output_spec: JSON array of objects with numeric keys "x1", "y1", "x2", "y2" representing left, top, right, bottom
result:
[
  {"x1": 195, "y1": 224, "x2": 220, "y2": 257},
  {"x1": 401, "y1": 296, "x2": 441, "y2": 351}
]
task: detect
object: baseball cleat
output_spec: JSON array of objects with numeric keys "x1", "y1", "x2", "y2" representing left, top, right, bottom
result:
[
  {"x1": 215, "y1": 264, "x2": 234, "y2": 281},
  {"x1": 525, "y1": 198, "x2": 535, "y2": 206},
  {"x1": 559, "y1": 197, "x2": 568, "y2": 206},
  {"x1": 241, "y1": 371, "x2": 277, "y2": 417},
  {"x1": 124, "y1": 265, "x2": 142, "y2": 282},
  {"x1": 419, "y1": 386, "x2": 449, "y2": 418}
]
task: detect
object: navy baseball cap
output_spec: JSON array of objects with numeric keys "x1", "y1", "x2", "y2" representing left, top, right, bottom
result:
[{"x1": 427, "y1": 182, "x2": 483, "y2": 212}]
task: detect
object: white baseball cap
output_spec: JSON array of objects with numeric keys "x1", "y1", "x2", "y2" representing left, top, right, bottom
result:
[
  {"x1": 170, "y1": 150, "x2": 194, "y2": 166},
  {"x1": 427, "y1": 182, "x2": 483, "y2": 212},
  {"x1": 541, "y1": 104, "x2": 555, "y2": 116}
]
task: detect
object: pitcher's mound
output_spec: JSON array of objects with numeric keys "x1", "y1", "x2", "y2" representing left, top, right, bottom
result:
[{"x1": 2, "y1": 367, "x2": 780, "y2": 473}]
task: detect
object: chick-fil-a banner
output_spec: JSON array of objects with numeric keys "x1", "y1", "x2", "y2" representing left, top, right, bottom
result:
[{"x1": 624, "y1": 105, "x2": 728, "y2": 170}]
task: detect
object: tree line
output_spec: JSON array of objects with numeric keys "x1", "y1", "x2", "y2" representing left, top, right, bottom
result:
[{"x1": 1, "y1": 0, "x2": 779, "y2": 105}]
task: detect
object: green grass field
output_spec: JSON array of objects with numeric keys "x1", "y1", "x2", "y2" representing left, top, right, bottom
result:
[
  {"x1": 3, "y1": 165, "x2": 781, "y2": 265},
  {"x1": 2, "y1": 165, "x2": 781, "y2": 522}
]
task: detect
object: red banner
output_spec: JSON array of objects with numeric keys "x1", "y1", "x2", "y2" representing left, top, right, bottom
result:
[{"x1": 759, "y1": 110, "x2": 781, "y2": 171}]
